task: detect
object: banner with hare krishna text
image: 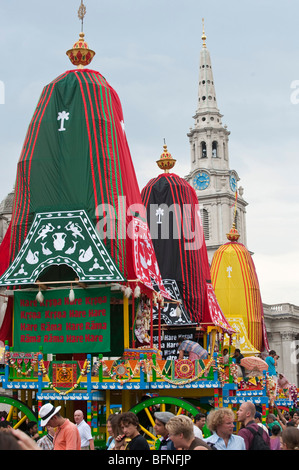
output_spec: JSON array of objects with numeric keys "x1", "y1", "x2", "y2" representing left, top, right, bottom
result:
[{"x1": 13, "y1": 287, "x2": 110, "y2": 354}]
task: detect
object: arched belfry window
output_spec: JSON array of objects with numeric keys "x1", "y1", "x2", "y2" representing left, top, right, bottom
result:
[
  {"x1": 201, "y1": 141, "x2": 207, "y2": 158},
  {"x1": 212, "y1": 141, "x2": 218, "y2": 158}
]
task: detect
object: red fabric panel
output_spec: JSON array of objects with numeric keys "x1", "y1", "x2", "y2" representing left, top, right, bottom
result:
[
  {"x1": 0, "y1": 296, "x2": 13, "y2": 345},
  {"x1": 0, "y1": 222, "x2": 12, "y2": 276}
]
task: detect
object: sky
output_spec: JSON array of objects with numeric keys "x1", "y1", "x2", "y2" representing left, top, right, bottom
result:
[{"x1": 0, "y1": 0, "x2": 299, "y2": 305}]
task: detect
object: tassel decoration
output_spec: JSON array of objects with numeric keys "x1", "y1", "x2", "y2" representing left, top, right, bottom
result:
[
  {"x1": 124, "y1": 286, "x2": 132, "y2": 298},
  {"x1": 176, "y1": 304, "x2": 182, "y2": 318},
  {"x1": 0, "y1": 299, "x2": 7, "y2": 317},
  {"x1": 69, "y1": 287, "x2": 75, "y2": 302},
  {"x1": 134, "y1": 284, "x2": 141, "y2": 298},
  {"x1": 36, "y1": 290, "x2": 44, "y2": 304}
]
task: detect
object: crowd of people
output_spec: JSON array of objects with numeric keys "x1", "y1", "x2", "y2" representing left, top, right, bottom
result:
[
  {"x1": 0, "y1": 404, "x2": 94, "y2": 450},
  {"x1": 105, "y1": 402, "x2": 299, "y2": 451},
  {"x1": 0, "y1": 401, "x2": 299, "y2": 451}
]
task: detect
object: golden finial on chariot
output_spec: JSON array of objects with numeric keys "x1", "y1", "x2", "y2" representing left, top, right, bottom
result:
[
  {"x1": 66, "y1": 1, "x2": 95, "y2": 68},
  {"x1": 78, "y1": 1, "x2": 86, "y2": 31}
]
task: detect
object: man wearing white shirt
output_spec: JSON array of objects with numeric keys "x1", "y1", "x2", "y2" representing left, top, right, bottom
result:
[
  {"x1": 74, "y1": 410, "x2": 94, "y2": 450},
  {"x1": 194, "y1": 413, "x2": 206, "y2": 439}
]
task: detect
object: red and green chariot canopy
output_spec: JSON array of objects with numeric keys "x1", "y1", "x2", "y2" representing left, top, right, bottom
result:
[{"x1": 0, "y1": 69, "x2": 169, "y2": 298}]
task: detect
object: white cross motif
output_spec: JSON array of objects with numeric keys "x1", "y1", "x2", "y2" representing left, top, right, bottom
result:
[
  {"x1": 227, "y1": 266, "x2": 232, "y2": 278},
  {"x1": 120, "y1": 120, "x2": 125, "y2": 133},
  {"x1": 156, "y1": 208, "x2": 164, "y2": 224},
  {"x1": 57, "y1": 111, "x2": 70, "y2": 131}
]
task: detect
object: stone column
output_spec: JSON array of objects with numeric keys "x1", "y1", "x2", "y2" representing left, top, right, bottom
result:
[{"x1": 281, "y1": 332, "x2": 296, "y2": 385}]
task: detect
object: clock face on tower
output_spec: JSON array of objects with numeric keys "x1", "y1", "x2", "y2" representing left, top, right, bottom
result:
[
  {"x1": 193, "y1": 171, "x2": 210, "y2": 190},
  {"x1": 229, "y1": 174, "x2": 237, "y2": 192}
]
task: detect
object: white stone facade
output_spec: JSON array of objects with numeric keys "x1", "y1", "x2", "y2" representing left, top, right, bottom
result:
[{"x1": 263, "y1": 303, "x2": 299, "y2": 386}]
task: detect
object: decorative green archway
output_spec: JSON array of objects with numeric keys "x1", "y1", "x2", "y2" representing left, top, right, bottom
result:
[{"x1": 0, "y1": 395, "x2": 37, "y2": 429}]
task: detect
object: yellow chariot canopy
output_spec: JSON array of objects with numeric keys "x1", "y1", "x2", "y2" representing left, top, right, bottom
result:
[
  {"x1": 211, "y1": 232, "x2": 268, "y2": 352},
  {"x1": 223, "y1": 316, "x2": 260, "y2": 356}
]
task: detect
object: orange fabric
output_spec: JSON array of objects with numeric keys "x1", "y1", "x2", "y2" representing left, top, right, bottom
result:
[{"x1": 53, "y1": 419, "x2": 81, "y2": 450}]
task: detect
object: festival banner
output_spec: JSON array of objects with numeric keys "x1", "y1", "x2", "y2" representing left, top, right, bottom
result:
[{"x1": 13, "y1": 287, "x2": 111, "y2": 354}]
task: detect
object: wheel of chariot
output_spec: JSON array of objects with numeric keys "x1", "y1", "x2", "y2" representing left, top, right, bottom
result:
[
  {"x1": 130, "y1": 396, "x2": 200, "y2": 449},
  {"x1": 0, "y1": 394, "x2": 37, "y2": 429}
]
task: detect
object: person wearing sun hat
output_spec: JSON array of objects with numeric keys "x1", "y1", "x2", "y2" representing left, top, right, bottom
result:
[
  {"x1": 39, "y1": 403, "x2": 61, "y2": 427},
  {"x1": 39, "y1": 403, "x2": 81, "y2": 450},
  {"x1": 154, "y1": 411, "x2": 176, "y2": 450}
]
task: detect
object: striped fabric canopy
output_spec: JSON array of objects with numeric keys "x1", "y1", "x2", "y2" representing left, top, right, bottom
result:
[
  {"x1": 211, "y1": 241, "x2": 269, "y2": 352},
  {"x1": 0, "y1": 69, "x2": 168, "y2": 297},
  {"x1": 142, "y1": 173, "x2": 211, "y2": 324}
]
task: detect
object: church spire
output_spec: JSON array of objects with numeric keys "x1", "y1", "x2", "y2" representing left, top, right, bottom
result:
[
  {"x1": 196, "y1": 20, "x2": 219, "y2": 116},
  {"x1": 185, "y1": 20, "x2": 248, "y2": 263}
]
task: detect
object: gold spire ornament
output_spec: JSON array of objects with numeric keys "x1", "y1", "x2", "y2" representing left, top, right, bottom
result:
[
  {"x1": 226, "y1": 223, "x2": 240, "y2": 242},
  {"x1": 202, "y1": 18, "x2": 207, "y2": 48},
  {"x1": 226, "y1": 190, "x2": 240, "y2": 241},
  {"x1": 156, "y1": 141, "x2": 176, "y2": 173},
  {"x1": 66, "y1": 1, "x2": 95, "y2": 68},
  {"x1": 78, "y1": 0, "x2": 86, "y2": 31}
]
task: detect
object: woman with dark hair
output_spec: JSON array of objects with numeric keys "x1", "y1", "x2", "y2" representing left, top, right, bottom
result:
[{"x1": 269, "y1": 424, "x2": 282, "y2": 450}]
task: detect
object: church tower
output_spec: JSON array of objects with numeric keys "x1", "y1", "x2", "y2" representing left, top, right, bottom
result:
[{"x1": 185, "y1": 21, "x2": 248, "y2": 263}]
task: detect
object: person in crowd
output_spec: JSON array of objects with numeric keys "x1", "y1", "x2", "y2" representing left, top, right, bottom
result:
[
  {"x1": 177, "y1": 336, "x2": 208, "y2": 361},
  {"x1": 106, "y1": 414, "x2": 117, "y2": 450},
  {"x1": 0, "y1": 420, "x2": 12, "y2": 432},
  {"x1": 204, "y1": 408, "x2": 245, "y2": 450},
  {"x1": 39, "y1": 403, "x2": 81, "y2": 450},
  {"x1": 277, "y1": 373, "x2": 290, "y2": 395},
  {"x1": 107, "y1": 414, "x2": 124, "y2": 450},
  {"x1": 194, "y1": 413, "x2": 206, "y2": 439},
  {"x1": 274, "y1": 404, "x2": 288, "y2": 427},
  {"x1": 166, "y1": 415, "x2": 211, "y2": 450},
  {"x1": 269, "y1": 424, "x2": 282, "y2": 450},
  {"x1": 254, "y1": 412, "x2": 269, "y2": 434},
  {"x1": 37, "y1": 424, "x2": 55, "y2": 450},
  {"x1": 74, "y1": 409, "x2": 94, "y2": 450},
  {"x1": 237, "y1": 402, "x2": 270, "y2": 450},
  {"x1": 232, "y1": 349, "x2": 245, "y2": 378},
  {"x1": 1, "y1": 428, "x2": 40, "y2": 450},
  {"x1": 293, "y1": 410, "x2": 299, "y2": 429},
  {"x1": 115, "y1": 412, "x2": 150, "y2": 450},
  {"x1": 265, "y1": 350, "x2": 278, "y2": 378},
  {"x1": 281, "y1": 426, "x2": 299, "y2": 450},
  {"x1": 154, "y1": 411, "x2": 175, "y2": 450},
  {"x1": 106, "y1": 414, "x2": 114, "y2": 449},
  {"x1": 266, "y1": 413, "x2": 283, "y2": 434},
  {"x1": 283, "y1": 411, "x2": 291, "y2": 422},
  {"x1": 26, "y1": 421, "x2": 39, "y2": 441},
  {"x1": 222, "y1": 348, "x2": 230, "y2": 364}
]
